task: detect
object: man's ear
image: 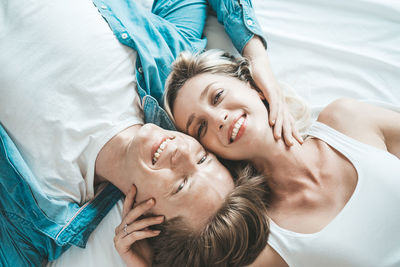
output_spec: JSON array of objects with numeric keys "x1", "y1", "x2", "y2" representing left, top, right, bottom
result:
[
  {"x1": 247, "y1": 80, "x2": 266, "y2": 100},
  {"x1": 257, "y1": 90, "x2": 266, "y2": 100}
]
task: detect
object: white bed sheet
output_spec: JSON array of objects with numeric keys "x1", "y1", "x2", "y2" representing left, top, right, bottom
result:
[
  {"x1": 48, "y1": 0, "x2": 400, "y2": 266},
  {"x1": 252, "y1": 0, "x2": 400, "y2": 118}
]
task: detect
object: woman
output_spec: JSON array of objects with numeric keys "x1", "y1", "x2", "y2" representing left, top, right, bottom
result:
[{"x1": 163, "y1": 49, "x2": 400, "y2": 266}]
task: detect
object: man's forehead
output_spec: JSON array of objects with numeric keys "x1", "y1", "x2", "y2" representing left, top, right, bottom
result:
[{"x1": 182, "y1": 190, "x2": 223, "y2": 230}]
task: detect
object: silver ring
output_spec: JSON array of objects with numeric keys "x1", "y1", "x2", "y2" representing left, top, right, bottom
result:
[{"x1": 123, "y1": 224, "x2": 128, "y2": 236}]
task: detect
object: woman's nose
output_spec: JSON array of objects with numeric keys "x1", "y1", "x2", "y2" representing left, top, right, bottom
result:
[{"x1": 215, "y1": 112, "x2": 228, "y2": 131}]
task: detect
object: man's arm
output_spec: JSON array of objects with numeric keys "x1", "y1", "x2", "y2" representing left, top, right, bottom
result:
[
  {"x1": 207, "y1": 0, "x2": 266, "y2": 53},
  {"x1": 242, "y1": 36, "x2": 304, "y2": 145},
  {"x1": 207, "y1": 0, "x2": 303, "y2": 145}
]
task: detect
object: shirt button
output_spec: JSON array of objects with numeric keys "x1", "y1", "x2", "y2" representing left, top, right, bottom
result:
[
  {"x1": 121, "y1": 33, "x2": 128, "y2": 39},
  {"x1": 246, "y1": 19, "x2": 253, "y2": 26},
  {"x1": 138, "y1": 67, "x2": 143, "y2": 73},
  {"x1": 101, "y1": 5, "x2": 107, "y2": 9}
]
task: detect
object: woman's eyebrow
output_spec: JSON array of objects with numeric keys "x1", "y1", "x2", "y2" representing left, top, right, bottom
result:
[{"x1": 185, "y1": 82, "x2": 217, "y2": 132}]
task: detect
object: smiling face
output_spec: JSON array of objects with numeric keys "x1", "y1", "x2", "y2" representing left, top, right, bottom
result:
[
  {"x1": 126, "y1": 123, "x2": 234, "y2": 230},
  {"x1": 172, "y1": 73, "x2": 272, "y2": 161}
]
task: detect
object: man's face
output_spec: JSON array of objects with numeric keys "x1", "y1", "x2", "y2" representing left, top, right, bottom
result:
[{"x1": 126, "y1": 123, "x2": 234, "y2": 230}]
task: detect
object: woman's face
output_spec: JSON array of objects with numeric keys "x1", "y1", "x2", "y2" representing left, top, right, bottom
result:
[
  {"x1": 127, "y1": 123, "x2": 234, "y2": 230},
  {"x1": 172, "y1": 73, "x2": 271, "y2": 161}
]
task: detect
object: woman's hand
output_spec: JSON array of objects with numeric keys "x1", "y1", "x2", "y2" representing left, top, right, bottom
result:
[
  {"x1": 242, "y1": 36, "x2": 303, "y2": 146},
  {"x1": 114, "y1": 185, "x2": 164, "y2": 267}
]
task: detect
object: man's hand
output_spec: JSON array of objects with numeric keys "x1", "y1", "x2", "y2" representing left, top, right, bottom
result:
[{"x1": 243, "y1": 36, "x2": 303, "y2": 146}]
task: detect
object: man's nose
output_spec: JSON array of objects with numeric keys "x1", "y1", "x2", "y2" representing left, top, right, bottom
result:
[{"x1": 171, "y1": 143, "x2": 196, "y2": 170}]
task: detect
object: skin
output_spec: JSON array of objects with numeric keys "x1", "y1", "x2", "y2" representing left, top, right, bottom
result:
[{"x1": 124, "y1": 123, "x2": 234, "y2": 227}]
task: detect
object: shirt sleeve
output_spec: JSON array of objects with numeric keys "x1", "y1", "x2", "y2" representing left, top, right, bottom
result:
[{"x1": 207, "y1": 0, "x2": 267, "y2": 53}]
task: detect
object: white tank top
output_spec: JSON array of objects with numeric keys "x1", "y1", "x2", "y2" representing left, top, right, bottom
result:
[{"x1": 268, "y1": 121, "x2": 400, "y2": 267}]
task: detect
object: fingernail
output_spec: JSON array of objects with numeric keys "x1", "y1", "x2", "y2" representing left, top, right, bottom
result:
[
  {"x1": 147, "y1": 198, "x2": 155, "y2": 205},
  {"x1": 158, "y1": 216, "x2": 164, "y2": 221},
  {"x1": 153, "y1": 230, "x2": 161, "y2": 234},
  {"x1": 271, "y1": 119, "x2": 276, "y2": 125}
]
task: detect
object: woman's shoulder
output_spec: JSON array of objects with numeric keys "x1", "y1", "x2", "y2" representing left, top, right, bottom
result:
[
  {"x1": 317, "y1": 98, "x2": 361, "y2": 129},
  {"x1": 317, "y1": 98, "x2": 385, "y2": 149}
]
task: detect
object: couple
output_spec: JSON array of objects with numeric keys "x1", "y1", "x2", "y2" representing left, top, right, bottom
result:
[
  {"x1": 1, "y1": 0, "x2": 399, "y2": 266},
  {"x1": 0, "y1": 0, "x2": 296, "y2": 266},
  {"x1": 115, "y1": 50, "x2": 400, "y2": 266}
]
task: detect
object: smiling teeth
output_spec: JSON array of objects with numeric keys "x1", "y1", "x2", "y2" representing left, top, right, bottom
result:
[
  {"x1": 231, "y1": 117, "x2": 245, "y2": 141},
  {"x1": 152, "y1": 139, "x2": 171, "y2": 164}
]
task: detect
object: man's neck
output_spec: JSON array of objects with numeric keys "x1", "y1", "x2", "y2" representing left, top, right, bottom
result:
[{"x1": 95, "y1": 124, "x2": 142, "y2": 195}]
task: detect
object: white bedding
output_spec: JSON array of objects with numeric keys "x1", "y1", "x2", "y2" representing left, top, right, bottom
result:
[{"x1": 48, "y1": 0, "x2": 400, "y2": 266}]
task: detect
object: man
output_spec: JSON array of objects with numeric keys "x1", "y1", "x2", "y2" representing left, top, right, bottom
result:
[{"x1": 0, "y1": 0, "x2": 290, "y2": 265}]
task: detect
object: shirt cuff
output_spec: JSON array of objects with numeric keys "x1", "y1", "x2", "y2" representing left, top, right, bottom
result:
[{"x1": 225, "y1": 0, "x2": 267, "y2": 53}]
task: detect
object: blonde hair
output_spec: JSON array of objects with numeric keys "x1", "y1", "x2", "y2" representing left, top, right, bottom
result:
[
  {"x1": 164, "y1": 49, "x2": 310, "y2": 135},
  {"x1": 151, "y1": 164, "x2": 271, "y2": 267}
]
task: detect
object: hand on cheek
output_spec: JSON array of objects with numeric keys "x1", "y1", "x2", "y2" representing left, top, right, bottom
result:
[
  {"x1": 114, "y1": 185, "x2": 164, "y2": 267},
  {"x1": 243, "y1": 35, "x2": 304, "y2": 146}
]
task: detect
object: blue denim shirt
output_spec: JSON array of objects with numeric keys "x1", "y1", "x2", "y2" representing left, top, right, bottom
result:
[{"x1": 0, "y1": 0, "x2": 265, "y2": 265}]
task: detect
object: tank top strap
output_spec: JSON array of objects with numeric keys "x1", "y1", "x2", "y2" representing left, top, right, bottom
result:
[{"x1": 306, "y1": 121, "x2": 374, "y2": 164}]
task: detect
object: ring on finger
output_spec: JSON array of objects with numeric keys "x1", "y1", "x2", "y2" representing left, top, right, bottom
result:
[{"x1": 123, "y1": 224, "x2": 128, "y2": 236}]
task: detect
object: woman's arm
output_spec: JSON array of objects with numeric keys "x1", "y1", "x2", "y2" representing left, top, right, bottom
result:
[
  {"x1": 378, "y1": 106, "x2": 400, "y2": 157},
  {"x1": 114, "y1": 186, "x2": 164, "y2": 267},
  {"x1": 318, "y1": 98, "x2": 400, "y2": 158}
]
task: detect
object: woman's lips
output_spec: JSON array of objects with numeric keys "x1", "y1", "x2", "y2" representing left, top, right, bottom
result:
[{"x1": 228, "y1": 115, "x2": 246, "y2": 143}]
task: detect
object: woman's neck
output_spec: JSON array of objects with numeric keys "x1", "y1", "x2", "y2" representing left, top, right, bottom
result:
[
  {"x1": 251, "y1": 137, "x2": 325, "y2": 198},
  {"x1": 95, "y1": 124, "x2": 142, "y2": 195}
]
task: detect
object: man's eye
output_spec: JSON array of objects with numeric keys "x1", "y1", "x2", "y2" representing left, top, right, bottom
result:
[
  {"x1": 176, "y1": 178, "x2": 187, "y2": 193},
  {"x1": 197, "y1": 121, "x2": 206, "y2": 139},
  {"x1": 213, "y1": 89, "x2": 224, "y2": 105},
  {"x1": 197, "y1": 152, "x2": 208, "y2": 164}
]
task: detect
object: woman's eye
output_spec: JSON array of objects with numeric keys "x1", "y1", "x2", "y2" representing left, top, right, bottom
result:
[
  {"x1": 176, "y1": 178, "x2": 187, "y2": 193},
  {"x1": 213, "y1": 89, "x2": 224, "y2": 105},
  {"x1": 197, "y1": 121, "x2": 206, "y2": 139},
  {"x1": 197, "y1": 152, "x2": 208, "y2": 164}
]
